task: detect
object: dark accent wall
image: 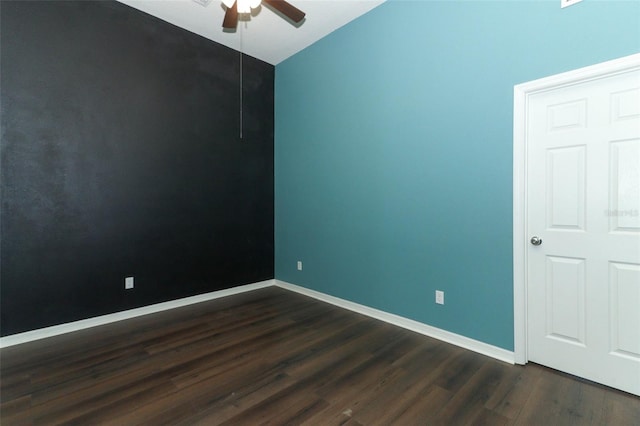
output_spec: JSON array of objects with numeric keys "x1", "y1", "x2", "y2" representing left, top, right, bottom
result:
[{"x1": 0, "y1": 0, "x2": 274, "y2": 336}]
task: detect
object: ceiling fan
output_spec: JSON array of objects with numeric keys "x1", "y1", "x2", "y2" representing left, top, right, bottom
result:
[{"x1": 221, "y1": 0, "x2": 306, "y2": 29}]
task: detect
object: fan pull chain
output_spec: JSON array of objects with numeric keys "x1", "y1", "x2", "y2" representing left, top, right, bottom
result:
[{"x1": 239, "y1": 23, "x2": 244, "y2": 140}]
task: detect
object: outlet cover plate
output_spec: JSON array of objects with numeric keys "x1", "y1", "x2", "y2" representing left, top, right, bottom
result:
[
  {"x1": 435, "y1": 290, "x2": 444, "y2": 305},
  {"x1": 125, "y1": 276, "x2": 134, "y2": 290}
]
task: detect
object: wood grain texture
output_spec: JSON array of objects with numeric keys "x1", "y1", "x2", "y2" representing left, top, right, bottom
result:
[{"x1": 1, "y1": 287, "x2": 639, "y2": 425}]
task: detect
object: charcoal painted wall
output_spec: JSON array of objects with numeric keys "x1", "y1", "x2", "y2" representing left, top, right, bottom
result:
[{"x1": 0, "y1": 0, "x2": 274, "y2": 336}]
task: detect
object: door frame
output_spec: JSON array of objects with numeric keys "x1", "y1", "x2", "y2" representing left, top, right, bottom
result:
[{"x1": 512, "y1": 53, "x2": 640, "y2": 365}]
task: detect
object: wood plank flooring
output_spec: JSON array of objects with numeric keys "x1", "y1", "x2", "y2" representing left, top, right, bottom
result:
[{"x1": 1, "y1": 287, "x2": 639, "y2": 425}]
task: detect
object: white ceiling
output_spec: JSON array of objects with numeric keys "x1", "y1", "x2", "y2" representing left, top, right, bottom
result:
[{"x1": 116, "y1": 0, "x2": 386, "y2": 65}]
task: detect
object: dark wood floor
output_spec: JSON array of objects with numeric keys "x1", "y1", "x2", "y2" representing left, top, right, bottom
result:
[{"x1": 1, "y1": 287, "x2": 639, "y2": 425}]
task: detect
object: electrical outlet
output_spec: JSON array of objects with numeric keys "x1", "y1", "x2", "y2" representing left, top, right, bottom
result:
[
  {"x1": 297, "y1": 261, "x2": 303, "y2": 271},
  {"x1": 435, "y1": 290, "x2": 444, "y2": 305},
  {"x1": 125, "y1": 276, "x2": 134, "y2": 290}
]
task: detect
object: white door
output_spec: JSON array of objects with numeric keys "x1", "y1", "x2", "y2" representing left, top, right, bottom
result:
[{"x1": 526, "y1": 67, "x2": 640, "y2": 396}]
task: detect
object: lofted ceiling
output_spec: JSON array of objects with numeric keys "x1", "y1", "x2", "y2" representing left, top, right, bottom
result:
[{"x1": 116, "y1": 0, "x2": 386, "y2": 65}]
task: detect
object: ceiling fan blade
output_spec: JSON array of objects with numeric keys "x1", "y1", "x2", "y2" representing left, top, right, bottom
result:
[
  {"x1": 222, "y1": 1, "x2": 238, "y2": 28},
  {"x1": 263, "y1": 0, "x2": 305, "y2": 23}
]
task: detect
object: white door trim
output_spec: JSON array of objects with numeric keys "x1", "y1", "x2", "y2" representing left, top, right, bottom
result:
[{"x1": 513, "y1": 53, "x2": 640, "y2": 365}]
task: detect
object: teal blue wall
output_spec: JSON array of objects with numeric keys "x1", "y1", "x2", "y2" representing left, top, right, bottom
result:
[{"x1": 275, "y1": 0, "x2": 640, "y2": 350}]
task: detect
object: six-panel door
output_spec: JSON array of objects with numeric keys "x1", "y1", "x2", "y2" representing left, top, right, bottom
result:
[{"x1": 527, "y1": 69, "x2": 640, "y2": 396}]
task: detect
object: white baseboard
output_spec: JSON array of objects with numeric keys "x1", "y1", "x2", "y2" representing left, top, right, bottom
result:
[
  {"x1": 1, "y1": 278, "x2": 515, "y2": 364},
  {"x1": 276, "y1": 280, "x2": 515, "y2": 364},
  {"x1": 0, "y1": 279, "x2": 275, "y2": 348}
]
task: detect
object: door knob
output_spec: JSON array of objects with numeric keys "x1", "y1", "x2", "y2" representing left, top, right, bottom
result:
[{"x1": 530, "y1": 236, "x2": 542, "y2": 246}]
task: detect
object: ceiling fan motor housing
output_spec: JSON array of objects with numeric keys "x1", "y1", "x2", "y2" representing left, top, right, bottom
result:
[
  {"x1": 222, "y1": 0, "x2": 306, "y2": 29},
  {"x1": 223, "y1": 0, "x2": 261, "y2": 14}
]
